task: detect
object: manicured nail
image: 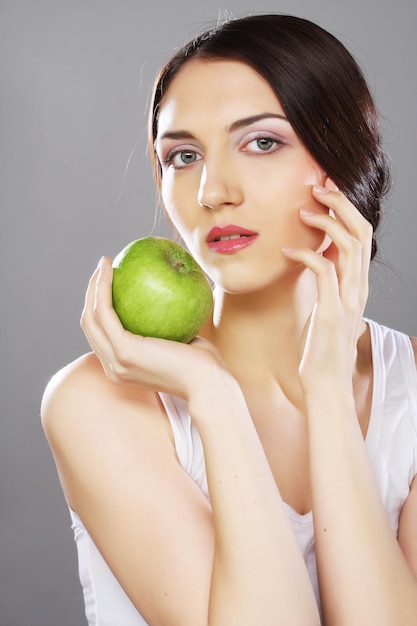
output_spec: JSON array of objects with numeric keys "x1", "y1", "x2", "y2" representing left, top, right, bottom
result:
[
  {"x1": 300, "y1": 208, "x2": 315, "y2": 216},
  {"x1": 313, "y1": 185, "x2": 329, "y2": 194}
]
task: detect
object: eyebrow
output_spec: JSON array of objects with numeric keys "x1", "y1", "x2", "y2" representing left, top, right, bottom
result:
[
  {"x1": 228, "y1": 113, "x2": 289, "y2": 132},
  {"x1": 156, "y1": 113, "x2": 289, "y2": 143}
]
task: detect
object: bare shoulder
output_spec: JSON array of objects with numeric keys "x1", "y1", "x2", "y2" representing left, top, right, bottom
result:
[
  {"x1": 41, "y1": 352, "x2": 101, "y2": 443},
  {"x1": 41, "y1": 352, "x2": 175, "y2": 507},
  {"x1": 41, "y1": 353, "x2": 107, "y2": 428},
  {"x1": 41, "y1": 352, "x2": 169, "y2": 437}
]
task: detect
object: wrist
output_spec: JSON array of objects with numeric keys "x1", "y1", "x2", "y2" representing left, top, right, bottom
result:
[
  {"x1": 189, "y1": 366, "x2": 242, "y2": 407},
  {"x1": 187, "y1": 366, "x2": 246, "y2": 428},
  {"x1": 303, "y1": 383, "x2": 356, "y2": 415}
]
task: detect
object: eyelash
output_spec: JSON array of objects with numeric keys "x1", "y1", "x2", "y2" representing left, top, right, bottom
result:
[
  {"x1": 161, "y1": 133, "x2": 285, "y2": 170},
  {"x1": 242, "y1": 133, "x2": 285, "y2": 154},
  {"x1": 162, "y1": 147, "x2": 202, "y2": 170}
]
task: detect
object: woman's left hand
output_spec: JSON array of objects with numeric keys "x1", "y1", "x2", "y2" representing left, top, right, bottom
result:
[{"x1": 282, "y1": 178, "x2": 373, "y2": 394}]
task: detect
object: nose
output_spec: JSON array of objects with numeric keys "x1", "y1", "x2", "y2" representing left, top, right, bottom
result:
[{"x1": 197, "y1": 157, "x2": 243, "y2": 210}]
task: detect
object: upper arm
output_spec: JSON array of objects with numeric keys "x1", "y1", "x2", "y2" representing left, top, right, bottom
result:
[{"x1": 41, "y1": 354, "x2": 214, "y2": 626}]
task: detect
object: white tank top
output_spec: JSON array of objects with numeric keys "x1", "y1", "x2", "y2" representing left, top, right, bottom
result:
[{"x1": 70, "y1": 319, "x2": 417, "y2": 624}]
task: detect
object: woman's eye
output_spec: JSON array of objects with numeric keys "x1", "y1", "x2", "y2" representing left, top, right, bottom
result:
[
  {"x1": 166, "y1": 150, "x2": 201, "y2": 168},
  {"x1": 243, "y1": 135, "x2": 282, "y2": 154},
  {"x1": 255, "y1": 137, "x2": 275, "y2": 151}
]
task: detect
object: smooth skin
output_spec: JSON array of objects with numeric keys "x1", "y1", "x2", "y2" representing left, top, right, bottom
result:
[{"x1": 41, "y1": 60, "x2": 417, "y2": 626}]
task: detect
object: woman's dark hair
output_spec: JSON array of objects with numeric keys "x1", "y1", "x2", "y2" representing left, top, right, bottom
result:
[{"x1": 149, "y1": 14, "x2": 390, "y2": 258}]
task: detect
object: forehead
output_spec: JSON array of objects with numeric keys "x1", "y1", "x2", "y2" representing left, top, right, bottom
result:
[{"x1": 157, "y1": 59, "x2": 284, "y2": 134}]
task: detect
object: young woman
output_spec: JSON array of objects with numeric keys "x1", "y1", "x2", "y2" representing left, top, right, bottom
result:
[{"x1": 41, "y1": 14, "x2": 417, "y2": 626}]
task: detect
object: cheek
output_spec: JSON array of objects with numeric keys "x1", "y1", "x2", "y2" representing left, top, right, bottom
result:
[
  {"x1": 161, "y1": 177, "x2": 199, "y2": 249},
  {"x1": 161, "y1": 177, "x2": 183, "y2": 229},
  {"x1": 275, "y1": 178, "x2": 329, "y2": 250},
  {"x1": 285, "y1": 163, "x2": 328, "y2": 217},
  {"x1": 161, "y1": 176, "x2": 174, "y2": 214}
]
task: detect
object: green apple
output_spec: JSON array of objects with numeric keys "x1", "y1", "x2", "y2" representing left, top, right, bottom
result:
[{"x1": 112, "y1": 237, "x2": 213, "y2": 343}]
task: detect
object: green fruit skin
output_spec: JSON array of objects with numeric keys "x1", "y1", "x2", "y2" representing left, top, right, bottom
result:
[{"x1": 112, "y1": 237, "x2": 213, "y2": 343}]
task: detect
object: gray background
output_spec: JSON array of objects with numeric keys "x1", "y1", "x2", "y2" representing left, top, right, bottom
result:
[{"x1": 1, "y1": 0, "x2": 416, "y2": 624}]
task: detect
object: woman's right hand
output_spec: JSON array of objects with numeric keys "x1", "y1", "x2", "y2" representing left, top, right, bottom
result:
[{"x1": 80, "y1": 256, "x2": 223, "y2": 400}]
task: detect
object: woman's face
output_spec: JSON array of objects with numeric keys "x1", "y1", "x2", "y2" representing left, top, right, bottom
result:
[{"x1": 154, "y1": 59, "x2": 329, "y2": 293}]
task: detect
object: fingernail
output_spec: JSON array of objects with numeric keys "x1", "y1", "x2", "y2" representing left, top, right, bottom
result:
[
  {"x1": 313, "y1": 185, "x2": 329, "y2": 194},
  {"x1": 282, "y1": 247, "x2": 295, "y2": 254},
  {"x1": 300, "y1": 208, "x2": 315, "y2": 216}
]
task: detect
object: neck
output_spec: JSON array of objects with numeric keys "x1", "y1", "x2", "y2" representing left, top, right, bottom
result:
[{"x1": 201, "y1": 268, "x2": 318, "y2": 401}]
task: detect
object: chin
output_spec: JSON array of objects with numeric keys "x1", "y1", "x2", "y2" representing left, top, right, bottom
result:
[
  {"x1": 211, "y1": 273, "x2": 258, "y2": 295},
  {"x1": 212, "y1": 268, "x2": 286, "y2": 296}
]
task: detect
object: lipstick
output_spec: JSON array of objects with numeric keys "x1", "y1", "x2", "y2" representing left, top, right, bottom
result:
[{"x1": 206, "y1": 224, "x2": 258, "y2": 254}]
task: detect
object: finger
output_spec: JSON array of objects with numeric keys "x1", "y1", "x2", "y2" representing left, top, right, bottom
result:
[
  {"x1": 312, "y1": 185, "x2": 373, "y2": 263},
  {"x1": 281, "y1": 246, "x2": 362, "y2": 366},
  {"x1": 282, "y1": 246, "x2": 341, "y2": 314},
  {"x1": 304, "y1": 188, "x2": 372, "y2": 309},
  {"x1": 89, "y1": 256, "x2": 124, "y2": 342},
  {"x1": 80, "y1": 259, "x2": 107, "y2": 346},
  {"x1": 299, "y1": 211, "x2": 363, "y2": 306},
  {"x1": 80, "y1": 260, "x2": 101, "y2": 325},
  {"x1": 80, "y1": 258, "x2": 121, "y2": 378}
]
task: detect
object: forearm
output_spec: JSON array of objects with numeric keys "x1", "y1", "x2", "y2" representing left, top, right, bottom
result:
[
  {"x1": 189, "y1": 370, "x2": 319, "y2": 626},
  {"x1": 306, "y1": 387, "x2": 417, "y2": 626}
]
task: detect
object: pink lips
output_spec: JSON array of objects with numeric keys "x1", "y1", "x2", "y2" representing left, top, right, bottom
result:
[{"x1": 206, "y1": 224, "x2": 258, "y2": 254}]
